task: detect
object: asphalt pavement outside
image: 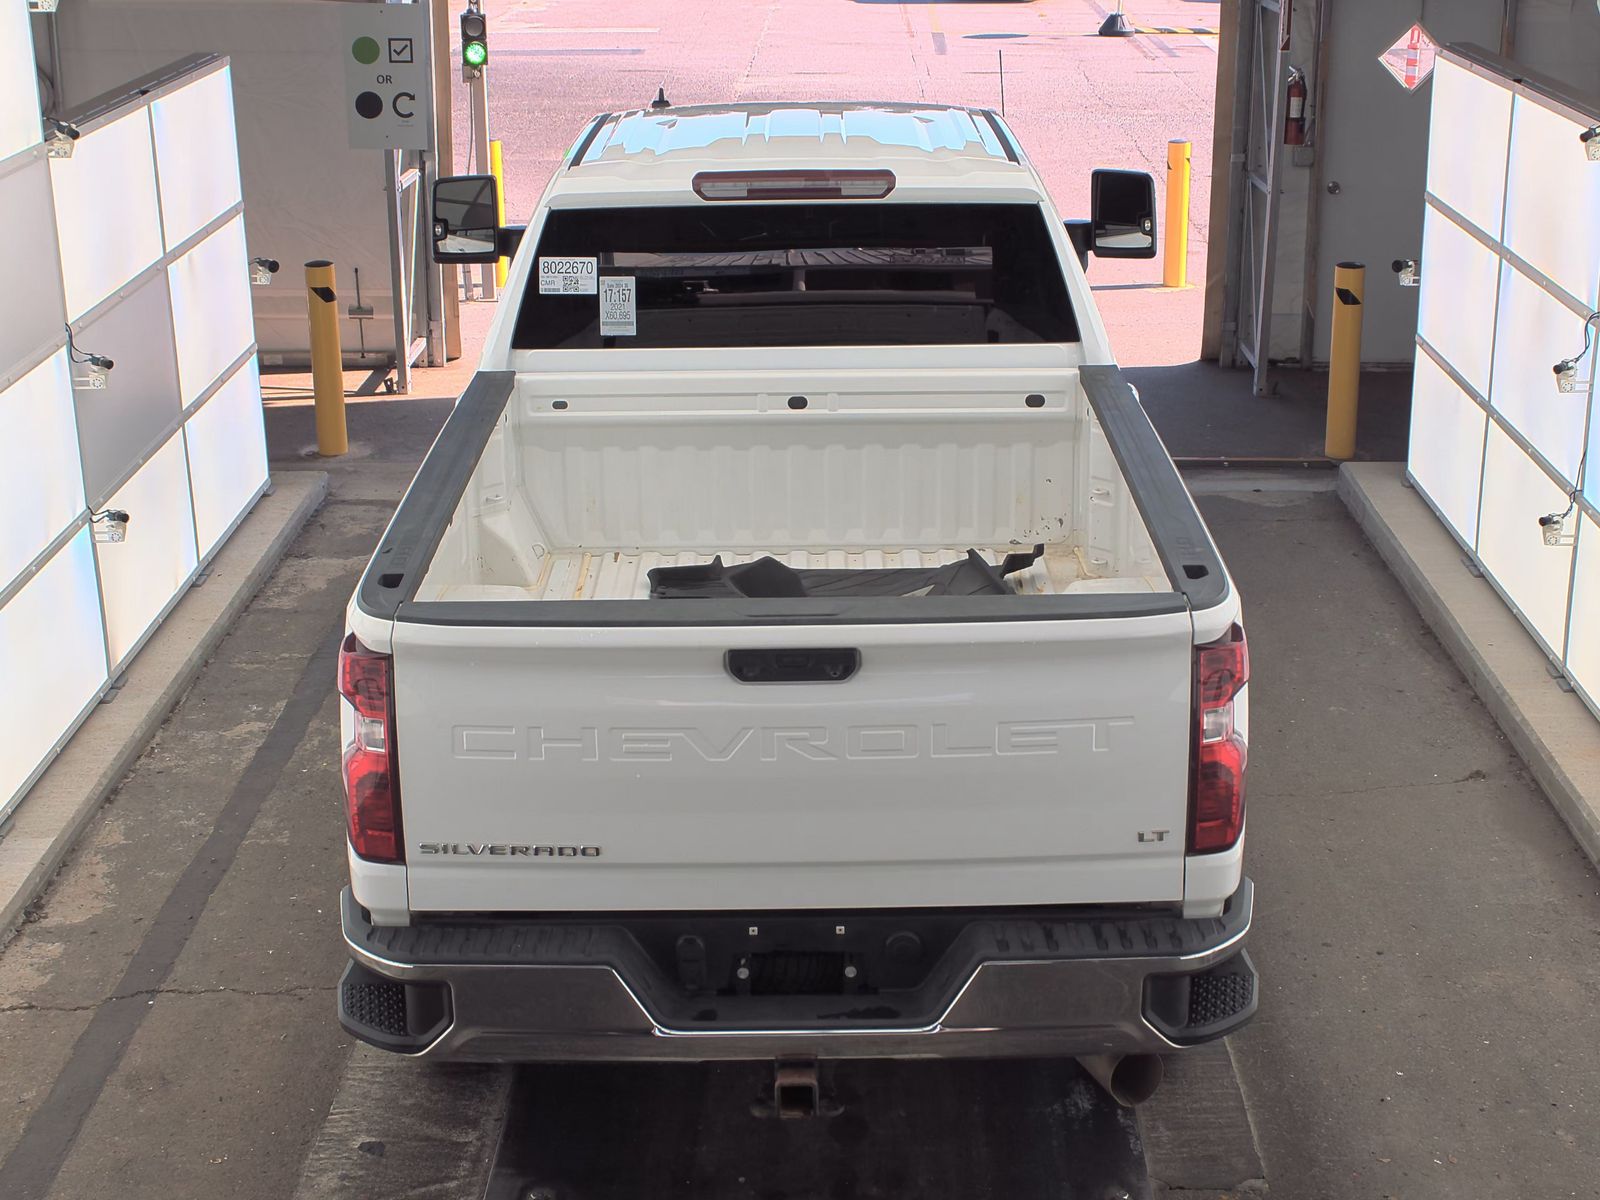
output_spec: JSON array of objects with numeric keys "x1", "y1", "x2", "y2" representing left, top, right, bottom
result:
[{"x1": 5, "y1": 3, "x2": 1600, "y2": 1198}]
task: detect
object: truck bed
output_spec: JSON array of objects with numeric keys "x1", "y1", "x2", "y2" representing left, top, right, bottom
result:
[
  {"x1": 420, "y1": 545, "x2": 1163, "y2": 603},
  {"x1": 405, "y1": 354, "x2": 1174, "y2": 609}
]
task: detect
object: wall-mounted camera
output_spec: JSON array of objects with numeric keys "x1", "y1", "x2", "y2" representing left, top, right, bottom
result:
[
  {"x1": 1582, "y1": 125, "x2": 1600, "y2": 163},
  {"x1": 43, "y1": 118, "x2": 80, "y2": 160},
  {"x1": 1391, "y1": 258, "x2": 1420, "y2": 288},
  {"x1": 90, "y1": 510, "x2": 131, "y2": 544},
  {"x1": 1553, "y1": 358, "x2": 1588, "y2": 393},
  {"x1": 250, "y1": 257, "x2": 281, "y2": 286},
  {"x1": 1553, "y1": 311, "x2": 1599, "y2": 393},
  {"x1": 1539, "y1": 510, "x2": 1576, "y2": 547}
]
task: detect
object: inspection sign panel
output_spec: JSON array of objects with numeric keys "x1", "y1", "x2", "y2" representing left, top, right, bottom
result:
[{"x1": 343, "y1": 4, "x2": 433, "y2": 150}]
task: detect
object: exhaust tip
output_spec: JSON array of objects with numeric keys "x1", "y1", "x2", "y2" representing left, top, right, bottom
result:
[{"x1": 1077, "y1": 1053, "x2": 1165, "y2": 1107}]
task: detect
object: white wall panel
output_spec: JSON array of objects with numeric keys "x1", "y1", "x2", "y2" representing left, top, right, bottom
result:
[
  {"x1": 150, "y1": 66, "x2": 242, "y2": 248},
  {"x1": 94, "y1": 433, "x2": 198, "y2": 669},
  {"x1": 184, "y1": 358, "x2": 268, "y2": 561},
  {"x1": 1489, "y1": 264, "x2": 1594, "y2": 485},
  {"x1": 1408, "y1": 352, "x2": 1487, "y2": 550},
  {"x1": 167, "y1": 214, "x2": 254, "y2": 406},
  {"x1": 1503, "y1": 97, "x2": 1600, "y2": 309},
  {"x1": 0, "y1": 529, "x2": 108, "y2": 812},
  {"x1": 1569, "y1": 515, "x2": 1600, "y2": 709},
  {"x1": 0, "y1": 351, "x2": 86, "y2": 590},
  {"x1": 1418, "y1": 209, "x2": 1501, "y2": 398},
  {"x1": 1426, "y1": 58, "x2": 1513, "y2": 238},
  {"x1": 1587, "y1": 385, "x2": 1600, "y2": 511},
  {"x1": 51, "y1": 110, "x2": 164, "y2": 321},
  {"x1": 0, "y1": 156, "x2": 68, "y2": 379},
  {"x1": 0, "y1": 1, "x2": 40, "y2": 163},
  {"x1": 71, "y1": 272, "x2": 183, "y2": 501},
  {"x1": 1476, "y1": 422, "x2": 1576, "y2": 654}
]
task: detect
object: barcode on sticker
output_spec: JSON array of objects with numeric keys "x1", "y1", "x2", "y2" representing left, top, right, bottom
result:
[
  {"x1": 599, "y1": 276, "x2": 636, "y2": 336},
  {"x1": 539, "y1": 257, "x2": 597, "y2": 294}
]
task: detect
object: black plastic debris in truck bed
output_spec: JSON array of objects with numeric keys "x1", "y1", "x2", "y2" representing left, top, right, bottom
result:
[{"x1": 647, "y1": 547, "x2": 1045, "y2": 600}]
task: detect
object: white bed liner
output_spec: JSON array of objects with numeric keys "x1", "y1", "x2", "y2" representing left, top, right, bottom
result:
[{"x1": 416, "y1": 545, "x2": 1164, "y2": 603}]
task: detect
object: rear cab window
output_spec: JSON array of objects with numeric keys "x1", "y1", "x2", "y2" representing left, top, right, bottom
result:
[{"x1": 512, "y1": 202, "x2": 1079, "y2": 349}]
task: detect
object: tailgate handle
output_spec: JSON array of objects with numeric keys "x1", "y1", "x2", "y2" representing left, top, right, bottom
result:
[{"x1": 726, "y1": 648, "x2": 859, "y2": 684}]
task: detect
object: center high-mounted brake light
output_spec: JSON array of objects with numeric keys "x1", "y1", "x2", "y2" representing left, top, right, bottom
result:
[
  {"x1": 1189, "y1": 624, "x2": 1248, "y2": 854},
  {"x1": 691, "y1": 169, "x2": 897, "y2": 201},
  {"x1": 338, "y1": 634, "x2": 403, "y2": 864}
]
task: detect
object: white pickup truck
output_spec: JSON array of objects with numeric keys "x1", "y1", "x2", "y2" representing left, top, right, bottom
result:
[{"x1": 335, "y1": 102, "x2": 1254, "y2": 1104}]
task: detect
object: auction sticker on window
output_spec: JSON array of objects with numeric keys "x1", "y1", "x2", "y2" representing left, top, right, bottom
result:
[
  {"x1": 539, "y1": 257, "x2": 597, "y2": 295},
  {"x1": 599, "y1": 276, "x2": 637, "y2": 336}
]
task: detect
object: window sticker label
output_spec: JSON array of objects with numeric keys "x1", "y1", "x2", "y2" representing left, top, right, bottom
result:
[
  {"x1": 539, "y1": 257, "x2": 598, "y2": 294},
  {"x1": 599, "y1": 276, "x2": 637, "y2": 336}
]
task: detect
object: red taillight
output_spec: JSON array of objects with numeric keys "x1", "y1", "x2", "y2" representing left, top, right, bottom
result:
[
  {"x1": 691, "y1": 169, "x2": 896, "y2": 201},
  {"x1": 1189, "y1": 624, "x2": 1248, "y2": 854},
  {"x1": 338, "y1": 633, "x2": 402, "y2": 863}
]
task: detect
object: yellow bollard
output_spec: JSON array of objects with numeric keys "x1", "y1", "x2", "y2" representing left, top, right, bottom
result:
[
  {"x1": 305, "y1": 260, "x2": 347, "y2": 457},
  {"x1": 490, "y1": 138, "x2": 508, "y2": 289},
  {"x1": 1163, "y1": 139, "x2": 1191, "y2": 289},
  {"x1": 1325, "y1": 262, "x2": 1365, "y2": 461}
]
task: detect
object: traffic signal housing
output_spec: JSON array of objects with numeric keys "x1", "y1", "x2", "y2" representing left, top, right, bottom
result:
[{"x1": 460, "y1": 8, "x2": 487, "y2": 74}]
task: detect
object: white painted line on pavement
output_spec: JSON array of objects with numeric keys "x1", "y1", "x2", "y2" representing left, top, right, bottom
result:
[{"x1": 505, "y1": 26, "x2": 660, "y2": 34}]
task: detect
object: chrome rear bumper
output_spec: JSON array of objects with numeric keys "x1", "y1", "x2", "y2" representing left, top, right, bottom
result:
[{"x1": 338, "y1": 880, "x2": 1255, "y2": 1062}]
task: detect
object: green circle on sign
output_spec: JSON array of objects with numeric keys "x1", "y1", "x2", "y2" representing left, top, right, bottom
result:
[{"x1": 352, "y1": 36, "x2": 381, "y2": 64}]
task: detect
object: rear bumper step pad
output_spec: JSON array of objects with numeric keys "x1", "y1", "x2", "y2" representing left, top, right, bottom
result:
[{"x1": 338, "y1": 881, "x2": 1255, "y2": 1060}]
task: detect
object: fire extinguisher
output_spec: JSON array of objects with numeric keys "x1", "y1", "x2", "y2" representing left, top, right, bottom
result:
[{"x1": 1284, "y1": 67, "x2": 1308, "y2": 146}]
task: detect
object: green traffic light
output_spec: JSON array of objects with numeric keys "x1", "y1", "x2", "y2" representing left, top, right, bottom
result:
[{"x1": 463, "y1": 40, "x2": 487, "y2": 67}]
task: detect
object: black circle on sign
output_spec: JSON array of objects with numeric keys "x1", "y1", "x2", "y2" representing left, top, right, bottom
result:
[{"x1": 355, "y1": 91, "x2": 384, "y2": 120}]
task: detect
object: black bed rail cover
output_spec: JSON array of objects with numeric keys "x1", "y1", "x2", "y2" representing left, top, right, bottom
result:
[
  {"x1": 1078, "y1": 364, "x2": 1228, "y2": 612},
  {"x1": 357, "y1": 366, "x2": 1224, "y2": 627},
  {"x1": 357, "y1": 370, "x2": 517, "y2": 622}
]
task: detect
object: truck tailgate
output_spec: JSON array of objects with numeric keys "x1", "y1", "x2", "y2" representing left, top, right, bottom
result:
[{"x1": 393, "y1": 614, "x2": 1194, "y2": 912}]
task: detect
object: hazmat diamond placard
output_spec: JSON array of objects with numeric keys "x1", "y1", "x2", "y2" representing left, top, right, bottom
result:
[{"x1": 1379, "y1": 23, "x2": 1438, "y2": 92}]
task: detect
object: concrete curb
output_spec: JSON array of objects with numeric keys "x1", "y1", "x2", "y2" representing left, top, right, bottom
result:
[
  {"x1": 1339, "y1": 462, "x2": 1600, "y2": 868},
  {"x1": 0, "y1": 472, "x2": 329, "y2": 942}
]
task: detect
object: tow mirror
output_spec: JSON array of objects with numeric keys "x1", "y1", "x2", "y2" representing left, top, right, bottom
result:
[
  {"x1": 432, "y1": 174, "x2": 499, "y2": 264},
  {"x1": 1090, "y1": 168, "x2": 1157, "y2": 259}
]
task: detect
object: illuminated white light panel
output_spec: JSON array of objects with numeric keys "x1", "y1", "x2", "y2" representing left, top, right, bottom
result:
[
  {"x1": 94, "y1": 434, "x2": 199, "y2": 669},
  {"x1": 1407, "y1": 351, "x2": 1486, "y2": 549},
  {"x1": 0, "y1": 351, "x2": 85, "y2": 591},
  {"x1": 0, "y1": 528, "x2": 108, "y2": 811},
  {"x1": 0, "y1": 1, "x2": 40, "y2": 163},
  {"x1": 1568, "y1": 516, "x2": 1600, "y2": 708},
  {"x1": 185, "y1": 358, "x2": 269, "y2": 561},
  {"x1": 1417, "y1": 206, "x2": 1500, "y2": 398},
  {"x1": 167, "y1": 214, "x2": 255, "y2": 406},
  {"x1": 150, "y1": 67, "x2": 243, "y2": 249},
  {"x1": 1503, "y1": 96, "x2": 1600, "y2": 310},
  {"x1": 1475, "y1": 422, "x2": 1576, "y2": 655},
  {"x1": 1489, "y1": 264, "x2": 1593, "y2": 485},
  {"x1": 51, "y1": 111, "x2": 164, "y2": 321},
  {"x1": 1425, "y1": 58, "x2": 1512, "y2": 239}
]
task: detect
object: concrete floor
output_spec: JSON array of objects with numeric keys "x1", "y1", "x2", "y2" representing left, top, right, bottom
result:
[{"x1": 5, "y1": 3, "x2": 1599, "y2": 1198}]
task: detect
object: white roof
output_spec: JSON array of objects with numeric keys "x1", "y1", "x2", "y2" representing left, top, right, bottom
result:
[{"x1": 546, "y1": 103, "x2": 1040, "y2": 206}]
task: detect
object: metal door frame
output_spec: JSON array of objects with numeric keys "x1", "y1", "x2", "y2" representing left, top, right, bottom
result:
[{"x1": 1218, "y1": 0, "x2": 1290, "y2": 396}]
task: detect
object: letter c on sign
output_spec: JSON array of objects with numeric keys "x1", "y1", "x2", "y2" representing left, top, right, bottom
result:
[{"x1": 393, "y1": 91, "x2": 416, "y2": 119}]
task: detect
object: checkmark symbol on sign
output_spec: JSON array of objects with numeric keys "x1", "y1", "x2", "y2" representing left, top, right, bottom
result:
[{"x1": 388, "y1": 37, "x2": 414, "y2": 64}]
